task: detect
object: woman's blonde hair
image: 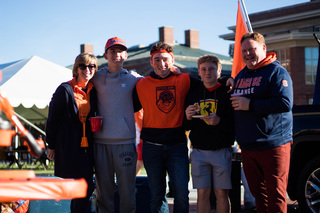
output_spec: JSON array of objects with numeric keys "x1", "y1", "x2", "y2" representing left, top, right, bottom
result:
[{"x1": 72, "y1": 53, "x2": 98, "y2": 77}]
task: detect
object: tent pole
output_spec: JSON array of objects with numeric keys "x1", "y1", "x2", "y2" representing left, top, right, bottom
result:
[{"x1": 14, "y1": 112, "x2": 46, "y2": 136}]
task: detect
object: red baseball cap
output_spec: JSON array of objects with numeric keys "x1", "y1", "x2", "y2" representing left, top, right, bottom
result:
[{"x1": 105, "y1": 37, "x2": 127, "y2": 51}]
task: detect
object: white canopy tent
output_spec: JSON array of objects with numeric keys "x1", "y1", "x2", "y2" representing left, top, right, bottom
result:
[{"x1": 0, "y1": 56, "x2": 72, "y2": 132}]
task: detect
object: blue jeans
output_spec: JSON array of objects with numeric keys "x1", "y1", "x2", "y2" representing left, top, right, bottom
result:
[{"x1": 142, "y1": 141, "x2": 189, "y2": 213}]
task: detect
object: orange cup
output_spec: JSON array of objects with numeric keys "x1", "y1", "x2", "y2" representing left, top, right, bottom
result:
[{"x1": 89, "y1": 116, "x2": 103, "y2": 132}]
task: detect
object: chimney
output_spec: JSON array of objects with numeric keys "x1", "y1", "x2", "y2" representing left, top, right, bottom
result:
[
  {"x1": 185, "y1": 29, "x2": 199, "y2": 49},
  {"x1": 159, "y1": 26, "x2": 174, "y2": 45},
  {"x1": 80, "y1": 44, "x2": 94, "y2": 54}
]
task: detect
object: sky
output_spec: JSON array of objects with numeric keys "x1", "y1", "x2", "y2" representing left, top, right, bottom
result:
[{"x1": 0, "y1": 0, "x2": 309, "y2": 67}]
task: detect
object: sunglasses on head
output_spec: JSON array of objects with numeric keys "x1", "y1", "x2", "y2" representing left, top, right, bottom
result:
[{"x1": 78, "y1": 64, "x2": 96, "y2": 70}]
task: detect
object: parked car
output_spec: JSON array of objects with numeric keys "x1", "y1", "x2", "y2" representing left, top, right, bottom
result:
[{"x1": 287, "y1": 104, "x2": 320, "y2": 213}]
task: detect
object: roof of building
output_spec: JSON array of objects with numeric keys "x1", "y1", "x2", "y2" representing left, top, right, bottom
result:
[
  {"x1": 93, "y1": 42, "x2": 232, "y2": 77},
  {"x1": 249, "y1": 0, "x2": 320, "y2": 23},
  {"x1": 220, "y1": 0, "x2": 320, "y2": 41}
]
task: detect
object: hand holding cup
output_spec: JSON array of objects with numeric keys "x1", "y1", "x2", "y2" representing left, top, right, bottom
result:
[{"x1": 230, "y1": 93, "x2": 250, "y2": 110}]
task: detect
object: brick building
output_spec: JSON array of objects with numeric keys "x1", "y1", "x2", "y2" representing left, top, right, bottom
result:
[
  {"x1": 79, "y1": 26, "x2": 233, "y2": 79},
  {"x1": 220, "y1": 0, "x2": 320, "y2": 105}
]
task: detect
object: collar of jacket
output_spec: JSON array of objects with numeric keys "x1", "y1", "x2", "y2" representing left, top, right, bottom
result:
[{"x1": 150, "y1": 71, "x2": 173, "y2": 80}]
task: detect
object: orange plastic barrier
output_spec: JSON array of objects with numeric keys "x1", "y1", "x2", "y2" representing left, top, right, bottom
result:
[
  {"x1": 0, "y1": 171, "x2": 87, "y2": 202},
  {"x1": 0, "y1": 170, "x2": 36, "y2": 179},
  {"x1": 0, "y1": 129, "x2": 16, "y2": 147}
]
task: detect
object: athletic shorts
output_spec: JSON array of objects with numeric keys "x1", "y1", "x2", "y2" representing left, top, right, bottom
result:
[{"x1": 191, "y1": 148, "x2": 232, "y2": 190}]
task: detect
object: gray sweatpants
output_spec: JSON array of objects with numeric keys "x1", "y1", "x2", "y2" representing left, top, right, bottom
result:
[{"x1": 94, "y1": 143, "x2": 137, "y2": 213}]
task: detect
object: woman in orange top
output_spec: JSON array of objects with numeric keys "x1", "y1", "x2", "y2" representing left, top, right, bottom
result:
[{"x1": 46, "y1": 53, "x2": 98, "y2": 213}]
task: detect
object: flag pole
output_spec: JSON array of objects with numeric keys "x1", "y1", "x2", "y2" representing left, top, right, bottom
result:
[
  {"x1": 231, "y1": 0, "x2": 253, "y2": 78},
  {"x1": 239, "y1": 0, "x2": 253, "y2": 33},
  {"x1": 314, "y1": 33, "x2": 320, "y2": 45},
  {"x1": 312, "y1": 33, "x2": 320, "y2": 104}
]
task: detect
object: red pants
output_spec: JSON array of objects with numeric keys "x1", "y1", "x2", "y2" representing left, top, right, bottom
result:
[{"x1": 242, "y1": 143, "x2": 291, "y2": 213}]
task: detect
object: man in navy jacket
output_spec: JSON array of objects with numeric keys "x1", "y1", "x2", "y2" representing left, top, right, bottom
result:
[{"x1": 230, "y1": 32, "x2": 293, "y2": 213}]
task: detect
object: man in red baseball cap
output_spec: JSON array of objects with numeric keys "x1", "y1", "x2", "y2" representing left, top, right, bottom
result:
[{"x1": 91, "y1": 36, "x2": 141, "y2": 213}]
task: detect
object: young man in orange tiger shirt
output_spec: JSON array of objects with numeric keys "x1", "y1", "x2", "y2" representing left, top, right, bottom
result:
[
  {"x1": 134, "y1": 42, "x2": 193, "y2": 213},
  {"x1": 133, "y1": 42, "x2": 235, "y2": 213}
]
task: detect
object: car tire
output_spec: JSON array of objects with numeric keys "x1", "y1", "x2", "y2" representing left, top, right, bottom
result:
[{"x1": 297, "y1": 156, "x2": 320, "y2": 213}]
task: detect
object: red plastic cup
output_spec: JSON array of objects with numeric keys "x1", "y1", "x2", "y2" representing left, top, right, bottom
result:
[{"x1": 90, "y1": 116, "x2": 103, "y2": 132}]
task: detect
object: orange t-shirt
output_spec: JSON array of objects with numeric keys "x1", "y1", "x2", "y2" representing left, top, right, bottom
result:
[{"x1": 136, "y1": 73, "x2": 190, "y2": 129}]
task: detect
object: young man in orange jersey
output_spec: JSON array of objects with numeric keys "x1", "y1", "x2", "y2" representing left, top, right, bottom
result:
[
  {"x1": 134, "y1": 42, "x2": 194, "y2": 213},
  {"x1": 133, "y1": 43, "x2": 235, "y2": 213}
]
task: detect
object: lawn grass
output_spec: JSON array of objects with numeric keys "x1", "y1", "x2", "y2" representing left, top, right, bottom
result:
[
  {"x1": 0, "y1": 160, "x2": 54, "y2": 175},
  {"x1": 0, "y1": 161, "x2": 148, "y2": 176}
]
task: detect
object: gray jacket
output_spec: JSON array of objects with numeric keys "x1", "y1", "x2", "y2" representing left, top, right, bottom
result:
[{"x1": 91, "y1": 68, "x2": 142, "y2": 144}]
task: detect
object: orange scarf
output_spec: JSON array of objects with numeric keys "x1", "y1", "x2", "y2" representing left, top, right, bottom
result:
[
  {"x1": 68, "y1": 77, "x2": 93, "y2": 147},
  {"x1": 253, "y1": 52, "x2": 277, "y2": 70}
]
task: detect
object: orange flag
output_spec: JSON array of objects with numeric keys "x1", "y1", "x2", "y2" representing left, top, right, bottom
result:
[{"x1": 231, "y1": 0, "x2": 251, "y2": 78}]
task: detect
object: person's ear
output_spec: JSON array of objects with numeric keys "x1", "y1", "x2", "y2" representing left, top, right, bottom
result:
[
  {"x1": 103, "y1": 52, "x2": 108, "y2": 60},
  {"x1": 217, "y1": 67, "x2": 222, "y2": 78}
]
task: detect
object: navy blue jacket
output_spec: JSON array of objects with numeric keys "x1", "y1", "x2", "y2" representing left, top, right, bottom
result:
[{"x1": 233, "y1": 60, "x2": 293, "y2": 150}]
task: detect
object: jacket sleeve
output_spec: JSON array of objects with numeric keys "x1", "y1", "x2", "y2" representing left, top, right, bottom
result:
[
  {"x1": 89, "y1": 87, "x2": 98, "y2": 117},
  {"x1": 45, "y1": 84, "x2": 69, "y2": 149},
  {"x1": 183, "y1": 77, "x2": 200, "y2": 131},
  {"x1": 132, "y1": 85, "x2": 142, "y2": 113},
  {"x1": 251, "y1": 66, "x2": 293, "y2": 115},
  {"x1": 215, "y1": 88, "x2": 235, "y2": 142},
  {"x1": 183, "y1": 92, "x2": 194, "y2": 131}
]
